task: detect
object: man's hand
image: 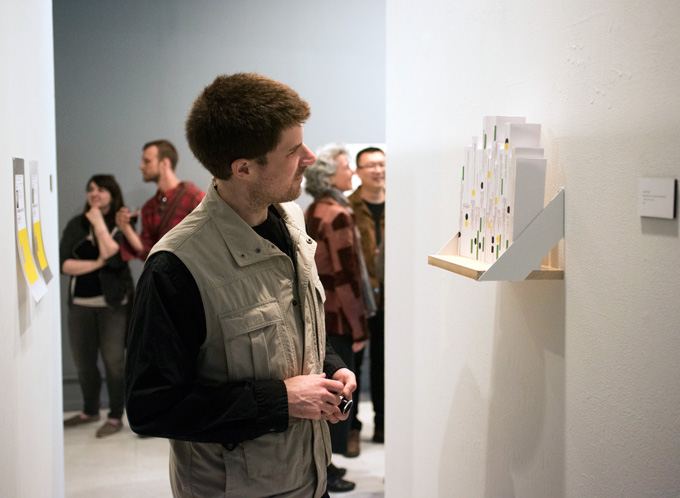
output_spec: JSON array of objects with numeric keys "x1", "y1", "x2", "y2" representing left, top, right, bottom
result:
[
  {"x1": 284, "y1": 374, "x2": 344, "y2": 421},
  {"x1": 115, "y1": 207, "x2": 134, "y2": 230},
  {"x1": 327, "y1": 368, "x2": 357, "y2": 423},
  {"x1": 352, "y1": 340, "x2": 367, "y2": 353}
]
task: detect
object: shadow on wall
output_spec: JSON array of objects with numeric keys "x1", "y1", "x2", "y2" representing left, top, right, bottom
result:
[
  {"x1": 435, "y1": 280, "x2": 566, "y2": 497},
  {"x1": 486, "y1": 281, "x2": 566, "y2": 498}
]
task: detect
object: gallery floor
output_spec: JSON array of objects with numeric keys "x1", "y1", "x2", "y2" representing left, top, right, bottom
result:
[{"x1": 64, "y1": 400, "x2": 385, "y2": 498}]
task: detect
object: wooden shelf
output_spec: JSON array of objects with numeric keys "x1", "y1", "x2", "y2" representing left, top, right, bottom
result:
[
  {"x1": 428, "y1": 254, "x2": 563, "y2": 281},
  {"x1": 429, "y1": 189, "x2": 564, "y2": 282}
]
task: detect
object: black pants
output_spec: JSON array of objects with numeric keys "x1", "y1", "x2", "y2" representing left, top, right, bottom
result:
[
  {"x1": 351, "y1": 309, "x2": 384, "y2": 433},
  {"x1": 68, "y1": 303, "x2": 128, "y2": 419}
]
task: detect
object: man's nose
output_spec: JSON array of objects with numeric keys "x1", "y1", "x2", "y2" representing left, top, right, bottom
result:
[{"x1": 303, "y1": 146, "x2": 316, "y2": 165}]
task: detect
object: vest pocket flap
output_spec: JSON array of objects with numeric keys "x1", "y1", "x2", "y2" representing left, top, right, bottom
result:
[
  {"x1": 313, "y1": 278, "x2": 326, "y2": 302},
  {"x1": 218, "y1": 300, "x2": 283, "y2": 339}
]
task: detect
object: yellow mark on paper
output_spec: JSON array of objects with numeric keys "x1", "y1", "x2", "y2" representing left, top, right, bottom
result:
[
  {"x1": 34, "y1": 221, "x2": 48, "y2": 269},
  {"x1": 472, "y1": 189, "x2": 475, "y2": 196},
  {"x1": 495, "y1": 197, "x2": 498, "y2": 205},
  {"x1": 18, "y1": 229, "x2": 39, "y2": 284},
  {"x1": 487, "y1": 171, "x2": 491, "y2": 178}
]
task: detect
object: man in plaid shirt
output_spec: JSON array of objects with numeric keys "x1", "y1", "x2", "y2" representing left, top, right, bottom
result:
[{"x1": 116, "y1": 140, "x2": 204, "y2": 261}]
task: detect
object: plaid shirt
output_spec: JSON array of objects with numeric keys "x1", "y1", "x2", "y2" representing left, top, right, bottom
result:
[
  {"x1": 305, "y1": 196, "x2": 369, "y2": 342},
  {"x1": 121, "y1": 181, "x2": 204, "y2": 261}
]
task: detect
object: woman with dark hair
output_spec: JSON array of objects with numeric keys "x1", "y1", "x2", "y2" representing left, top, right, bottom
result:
[{"x1": 60, "y1": 174, "x2": 134, "y2": 437}]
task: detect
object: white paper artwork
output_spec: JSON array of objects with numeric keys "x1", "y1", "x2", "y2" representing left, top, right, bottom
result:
[
  {"x1": 458, "y1": 116, "x2": 547, "y2": 264},
  {"x1": 14, "y1": 158, "x2": 48, "y2": 302}
]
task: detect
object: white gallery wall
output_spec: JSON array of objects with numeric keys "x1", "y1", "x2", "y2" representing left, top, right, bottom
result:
[
  {"x1": 385, "y1": 0, "x2": 680, "y2": 497},
  {"x1": 0, "y1": 0, "x2": 64, "y2": 497}
]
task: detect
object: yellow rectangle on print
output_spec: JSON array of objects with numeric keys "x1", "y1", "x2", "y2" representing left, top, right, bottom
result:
[
  {"x1": 34, "y1": 221, "x2": 48, "y2": 269},
  {"x1": 18, "y1": 228, "x2": 39, "y2": 284}
]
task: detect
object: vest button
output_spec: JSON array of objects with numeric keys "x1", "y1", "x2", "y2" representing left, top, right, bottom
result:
[
  {"x1": 307, "y1": 239, "x2": 313, "y2": 244},
  {"x1": 292, "y1": 300, "x2": 298, "y2": 306},
  {"x1": 255, "y1": 248, "x2": 261, "y2": 254}
]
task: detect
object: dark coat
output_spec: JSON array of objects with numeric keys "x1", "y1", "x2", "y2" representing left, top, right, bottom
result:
[{"x1": 348, "y1": 186, "x2": 385, "y2": 309}]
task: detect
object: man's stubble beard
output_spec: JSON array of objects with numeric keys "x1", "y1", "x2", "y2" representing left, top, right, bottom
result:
[{"x1": 249, "y1": 182, "x2": 302, "y2": 209}]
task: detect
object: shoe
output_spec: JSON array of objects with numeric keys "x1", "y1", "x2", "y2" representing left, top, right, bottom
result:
[
  {"x1": 344, "y1": 429, "x2": 360, "y2": 458},
  {"x1": 327, "y1": 472, "x2": 355, "y2": 492},
  {"x1": 96, "y1": 420, "x2": 123, "y2": 438},
  {"x1": 328, "y1": 462, "x2": 347, "y2": 479},
  {"x1": 372, "y1": 428, "x2": 384, "y2": 443},
  {"x1": 63, "y1": 413, "x2": 100, "y2": 427}
]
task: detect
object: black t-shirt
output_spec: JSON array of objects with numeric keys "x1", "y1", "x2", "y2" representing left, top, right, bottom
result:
[
  {"x1": 72, "y1": 228, "x2": 102, "y2": 297},
  {"x1": 253, "y1": 205, "x2": 296, "y2": 272},
  {"x1": 364, "y1": 200, "x2": 384, "y2": 247}
]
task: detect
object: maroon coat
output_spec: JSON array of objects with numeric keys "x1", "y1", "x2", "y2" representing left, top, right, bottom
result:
[{"x1": 305, "y1": 196, "x2": 369, "y2": 342}]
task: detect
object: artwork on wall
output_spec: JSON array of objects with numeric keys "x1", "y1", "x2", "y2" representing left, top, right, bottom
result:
[
  {"x1": 458, "y1": 116, "x2": 546, "y2": 264},
  {"x1": 13, "y1": 158, "x2": 48, "y2": 302},
  {"x1": 29, "y1": 160, "x2": 53, "y2": 284}
]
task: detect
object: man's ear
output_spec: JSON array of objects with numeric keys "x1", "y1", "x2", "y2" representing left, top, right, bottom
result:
[
  {"x1": 159, "y1": 156, "x2": 172, "y2": 171},
  {"x1": 231, "y1": 158, "x2": 252, "y2": 180}
]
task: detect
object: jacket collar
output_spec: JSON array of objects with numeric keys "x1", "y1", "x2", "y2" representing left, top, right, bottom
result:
[{"x1": 202, "y1": 182, "x2": 316, "y2": 272}]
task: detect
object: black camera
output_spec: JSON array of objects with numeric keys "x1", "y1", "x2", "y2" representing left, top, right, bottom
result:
[{"x1": 338, "y1": 395, "x2": 353, "y2": 415}]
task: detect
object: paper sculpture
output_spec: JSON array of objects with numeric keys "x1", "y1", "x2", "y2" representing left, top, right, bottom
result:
[{"x1": 458, "y1": 116, "x2": 546, "y2": 265}]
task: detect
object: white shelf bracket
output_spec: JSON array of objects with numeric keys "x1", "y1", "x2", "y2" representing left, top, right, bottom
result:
[{"x1": 479, "y1": 188, "x2": 564, "y2": 281}]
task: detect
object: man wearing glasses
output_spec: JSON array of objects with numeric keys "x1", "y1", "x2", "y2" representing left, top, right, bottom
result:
[{"x1": 347, "y1": 147, "x2": 386, "y2": 456}]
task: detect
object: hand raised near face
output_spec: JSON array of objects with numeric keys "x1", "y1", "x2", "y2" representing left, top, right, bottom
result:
[{"x1": 85, "y1": 205, "x2": 105, "y2": 227}]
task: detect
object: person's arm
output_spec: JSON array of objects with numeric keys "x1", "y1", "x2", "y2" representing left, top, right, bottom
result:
[
  {"x1": 125, "y1": 252, "x2": 290, "y2": 444},
  {"x1": 62, "y1": 257, "x2": 105, "y2": 276},
  {"x1": 116, "y1": 207, "x2": 143, "y2": 254},
  {"x1": 59, "y1": 215, "x2": 104, "y2": 275},
  {"x1": 323, "y1": 340, "x2": 347, "y2": 380},
  {"x1": 86, "y1": 207, "x2": 119, "y2": 259}
]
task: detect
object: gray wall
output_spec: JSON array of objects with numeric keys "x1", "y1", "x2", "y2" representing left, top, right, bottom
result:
[{"x1": 54, "y1": 0, "x2": 385, "y2": 409}]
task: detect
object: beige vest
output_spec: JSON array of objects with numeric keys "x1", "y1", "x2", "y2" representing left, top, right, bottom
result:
[{"x1": 151, "y1": 184, "x2": 331, "y2": 498}]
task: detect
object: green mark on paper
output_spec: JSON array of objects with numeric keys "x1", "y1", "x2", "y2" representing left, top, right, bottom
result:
[
  {"x1": 483, "y1": 134, "x2": 487, "y2": 149},
  {"x1": 462, "y1": 166, "x2": 464, "y2": 180},
  {"x1": 470, "y1": 239, "x2": 473, "y2": 254},
  {"x1": 479, "y1": 218, "x2": 482, "y2": 231},
  {"x1": 494, "y1": 125, "x2": 497, "y2": 142},
  {"x1": 482, "y1": 237, "x2": 485, "y2": 252},
  {"x1": 506, "y1": 240, "x2": 509, "y2": 249},
  {"x1": 501, "y1": 179, "x2": 504, "y2": 195}
]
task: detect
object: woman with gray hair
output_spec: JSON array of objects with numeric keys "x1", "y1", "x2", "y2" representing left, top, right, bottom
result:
[{"x1": 304, "y1": 143, "x2": 376, "y2": 493}]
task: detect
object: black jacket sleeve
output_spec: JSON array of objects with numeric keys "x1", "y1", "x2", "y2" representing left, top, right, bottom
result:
[
  {"x1": 323, "y1": 341, "x2": 347, "y2": 379},
  {"x1": 125, "y1": 252, "x2": 289, "y2": 445}
]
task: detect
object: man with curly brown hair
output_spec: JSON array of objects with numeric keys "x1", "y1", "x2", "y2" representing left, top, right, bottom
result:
[{"x1": 126, "y1": 74, "x2": 356, "y2": 498}]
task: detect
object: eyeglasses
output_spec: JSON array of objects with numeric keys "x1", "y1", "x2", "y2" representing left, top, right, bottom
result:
[{"x1": 356, "y1": 161, "x2": 386, "y2": 170}]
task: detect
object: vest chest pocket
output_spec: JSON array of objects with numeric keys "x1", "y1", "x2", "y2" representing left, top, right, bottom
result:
[{"x1": 218, "y1": 300, "x2": 286, "y2": 381}]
